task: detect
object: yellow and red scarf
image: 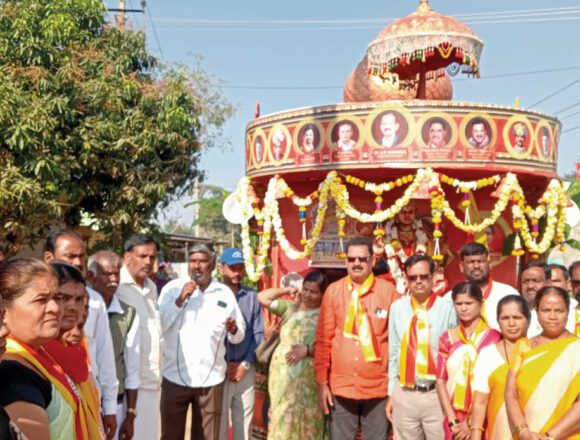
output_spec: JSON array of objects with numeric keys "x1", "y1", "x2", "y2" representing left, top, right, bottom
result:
[
  {"x1": 343, "y1": 274, "x2": 381, "y2": 362},
  {"x1": 43, "y1": 338, "x2": 104, "y2": 439},
  {"x1": 399, "y1": 294, "x2": 437, "y2": 387},
  {"x1": 453, "y1": 318, "x2": 490, "y2": 411},
  {"x1": 480, "y1": 279, "x2": 493, "y2": 322},
  {"x1": 6, "y1": 336, "x2": 84, "y2": 439}
]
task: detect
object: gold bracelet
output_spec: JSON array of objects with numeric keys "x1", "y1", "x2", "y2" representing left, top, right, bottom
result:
[
  {"x1": 469, "y1": 426, "x2": 484, "y2": 432},
  {"x1": 514, "y1": 423, "x2": 528, "y2": 436}
]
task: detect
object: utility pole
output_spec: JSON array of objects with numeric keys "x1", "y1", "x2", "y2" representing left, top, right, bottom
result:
[
  {"x1": 193, "y1": 179, "x2": 201, "y2": 237},
  {"x1": 106, "y1": 0, "x2": 145, "y2": 28},
  {"x1": 116, "y1": 0, "x2": 125, "y2": 29}
]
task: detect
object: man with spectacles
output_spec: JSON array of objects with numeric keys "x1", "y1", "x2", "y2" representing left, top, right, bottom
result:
[
  {"x1": 314, "y1": 236, "x2": 399, "y2": 439},
  {"x1": 387, "y1": 254, "x2": 457, "y2": 440}
]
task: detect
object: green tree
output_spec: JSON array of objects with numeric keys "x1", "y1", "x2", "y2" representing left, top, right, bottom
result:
[
  {"x1": 0, "y1": 0, "x2": 234, "y2": 253},
  {"x1": 188, "y1": 184, "x2": 240, "y2": 247}
]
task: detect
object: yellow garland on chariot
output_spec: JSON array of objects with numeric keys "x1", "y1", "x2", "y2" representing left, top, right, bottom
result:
[{"x1": 235, "y1": 168, "x2": 569, "y2": 282}]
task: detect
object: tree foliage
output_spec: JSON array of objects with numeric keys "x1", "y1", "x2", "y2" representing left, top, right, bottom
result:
[
  {"x1": 0, "y1": 0, "x2": 234, "y2": 252},
  {"x1": 188, "y1": 184, "x2": 240, "y2": 246}
]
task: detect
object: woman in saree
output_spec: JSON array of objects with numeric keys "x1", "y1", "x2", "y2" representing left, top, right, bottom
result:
[
  {"x1": 469, "y1": 295, "x2": 531, "y2": 440},
  {"x1": 42, "y1": 262, "x2": 104, "y2": 439},
  {"x1": 505, "y1": 286, "x2": 580, "y2": 440},
  {"x1": 0, "y1": 288, "x2": 28, "y2": 440},
  {"x1": 0, "y1": 258, "x2": 78, "y2": 439},
  {"x1": 436, "y1": 282, "x2": 501, "y2": 440},
  {"x1": 257, "y1": 270, "x2": 328, "y2": 440}
]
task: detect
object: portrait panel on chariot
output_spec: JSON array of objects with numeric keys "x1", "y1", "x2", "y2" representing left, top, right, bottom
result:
[
  {"x1": 421, "y1": 117, "x2": 451, "y2": 149},
  {"x1": 267, "y1": 124, "x2": 292, "y2": 163},
  {"x1": 370, "y1": 110, "x2": 409, "y2": 149},
  {"x1": 329, "y1": 119, "x2": 361, "y2": 152},
  {"x1": 464, "y1": 117, "x2": 493, "y2": 149},
  {"x1": 534, "y1": 122, "x2": 553, "y2": 160},
  {"x1": 253, "y1": 132, "x2": 266, "y2": 165},
  {"x1": 504, "y1": 115, "x2": 533, "y2": 159},
  {"x1": 295, "y1": 123, "x2": 322, "y2": 154}
]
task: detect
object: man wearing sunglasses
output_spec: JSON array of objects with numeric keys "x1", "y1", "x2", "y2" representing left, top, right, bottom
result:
[
  {"x1": 314, "y1": 236, "x2": 399, "y2": 439},
  {"x1": 386, "y1": 254, "x2": 457, "y2": 440}
]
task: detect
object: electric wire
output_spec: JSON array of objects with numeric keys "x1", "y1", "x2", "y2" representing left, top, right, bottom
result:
[
  {"x1": 154, "y1": 15, "x2": 580, "y2": 33},
  {"x1": 561, "y1": 124, "x2": 580, "y2": 134},
  {"x1": 560, "y1": 109, "x2": 580, "y2": 120},
  {"x1": 528, "y1": 77, "x2": 580, "y2": 107},
  {"x1": 145, "y1": 3, "x2": 164, "y2": 59},
  {"x1": 148, "y1": 6, "x2": 580, "y2": 26},
  {"x1": 554, "y1": 100, "x2": 580, "y2": 115}
]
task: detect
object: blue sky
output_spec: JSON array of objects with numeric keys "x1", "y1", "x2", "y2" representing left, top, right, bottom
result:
[{"x1": 106, "y1": 0, "x2": 580, "y2": 225}]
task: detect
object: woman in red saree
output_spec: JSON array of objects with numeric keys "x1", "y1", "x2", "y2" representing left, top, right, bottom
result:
[{"x1": 436, "y1": 281, "x2": 501, "y2": 440}]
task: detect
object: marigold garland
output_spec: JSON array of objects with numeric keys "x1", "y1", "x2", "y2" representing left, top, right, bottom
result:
[{"x1": 234, "y1": 169, "x2": 568, "y2": 282}]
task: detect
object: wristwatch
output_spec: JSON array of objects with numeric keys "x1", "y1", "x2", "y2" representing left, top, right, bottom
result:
[
  {"x1": 241, "y1": 361, "x2": 251, "y2": 370},
  {"x1": 126, "y1": 408, "x2": 138, "y2": 418},
  {"x1": 448, "y1": 419, "x2": 460, "y2": 428}
]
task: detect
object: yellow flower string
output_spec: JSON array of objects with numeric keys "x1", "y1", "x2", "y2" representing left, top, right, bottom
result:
[{"x1": 235, "y1": 170, "x2": 568, "y2": 281}]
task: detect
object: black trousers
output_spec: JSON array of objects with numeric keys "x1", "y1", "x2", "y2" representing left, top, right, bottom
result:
[
  {"x1": 329, "y1": 395, "x2": 388, "y2": 440},
  {"x1": 160, "y1": 377, "x2": 224, "y2": 440}
]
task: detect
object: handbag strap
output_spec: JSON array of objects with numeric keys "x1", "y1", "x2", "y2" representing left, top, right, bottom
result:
[{"x1": 279, "y1": 301, "x2": 300, "y2": 327}]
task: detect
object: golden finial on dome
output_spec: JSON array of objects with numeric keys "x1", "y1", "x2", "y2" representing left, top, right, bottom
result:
[{"x1": 417, "y1": 0, "x2": 432, "y2": 13}]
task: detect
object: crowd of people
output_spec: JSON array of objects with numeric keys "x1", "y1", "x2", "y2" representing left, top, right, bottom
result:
[{"x1": 0, "y1": 232, "x2": 579, "y2": 440}]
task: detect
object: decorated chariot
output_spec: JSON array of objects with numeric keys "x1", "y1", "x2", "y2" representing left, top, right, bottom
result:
[{"x1": 224, "y1": 1, "x2": 570, "y2": 436}]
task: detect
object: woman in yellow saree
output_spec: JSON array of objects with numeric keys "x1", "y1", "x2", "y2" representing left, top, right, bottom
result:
[
  {"x1": 470, "y1": 295, "x2": 531, "y2": 440},
  {"x1": 505, "y1": 286, "x2": 580, "y2": 440}
]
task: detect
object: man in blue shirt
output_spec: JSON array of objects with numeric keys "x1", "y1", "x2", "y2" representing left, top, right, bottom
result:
[
  {"x1": 218, "y1": 248, "x2": 264, "y2": 440},
  {"x1": 387, "y1": 254, "x2": 457, "y2": 440}
]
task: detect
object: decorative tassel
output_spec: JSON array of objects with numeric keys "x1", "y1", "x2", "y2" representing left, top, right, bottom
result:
[{"x1": 337, "y1": 217, "x2": 346, "y2": 259}]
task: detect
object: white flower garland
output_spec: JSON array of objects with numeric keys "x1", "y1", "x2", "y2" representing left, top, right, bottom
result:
[{"x1": 234, "y1": 169, "x2": 568, "y2": 282}]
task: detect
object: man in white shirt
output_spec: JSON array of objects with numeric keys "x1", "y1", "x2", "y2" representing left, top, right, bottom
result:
[
  {"x1": 116, "y1": 234, "x2": 163, "y2": 440},
  {"x1": 336, "y1": 122, "x2": 357, "y2": 151},
  {"x1": 427, "y1": 119, "x2": 448, "y2": 149},
  {"x1": 158, "y1": 244, "x2": 245, "y2": 440},
  {"x1": 43, "y1": 230, "x2": 119, "y2": 439},
  {"x1": 445, "y1": 242, "x2": 518, "y2": 330},
  {"x1": 88, "y1": 251, "x2": 141, "y2": 440},
  {"x1": 379, "y1": 112, "x2": 401, "y2": 148}
]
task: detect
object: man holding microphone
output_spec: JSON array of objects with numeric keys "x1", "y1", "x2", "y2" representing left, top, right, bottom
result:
[{"x1": 158, "y1": 244, "x2": 245, "y2": 440}]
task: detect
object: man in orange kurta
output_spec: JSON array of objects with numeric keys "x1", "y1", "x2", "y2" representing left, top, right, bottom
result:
[{"x1": 314, "y1": 236, "x2": 399, "y2": 439}]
